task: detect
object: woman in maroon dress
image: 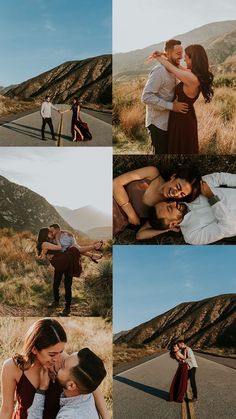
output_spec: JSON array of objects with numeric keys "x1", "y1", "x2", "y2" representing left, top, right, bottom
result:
[
  {"x1": 149, "y1": 44, "x2": 214, "y2": 154},
  {"x1": 169, "y1": 343, "x2": 188, "y2": 403},
  {"x1": 0, "y1": 318, "x2": 66, "y2": 419},
  {"x1": 0, "y1": 319, "x2": 108, "y2": 419},
  {"x1": 62, "y1": 98, "x2": 92, "y2": 142}
]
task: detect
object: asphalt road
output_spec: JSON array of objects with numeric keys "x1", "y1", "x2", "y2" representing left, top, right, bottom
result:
[
  {"x1": 113, "y1": 353, "x2": 236, "y2": 419},
  {"x1": 0, "y1": 105, "x2": 112, "y2": 146}
]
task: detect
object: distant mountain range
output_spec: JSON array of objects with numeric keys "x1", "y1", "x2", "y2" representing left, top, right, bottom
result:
[
  {"x1": 0, "y1": 85, "x2": 17, "y2": 95},
  {"x1": 5, "y1": 55, "x2": 112, "y2": 109},
  {"x1": 55, "y1": 205, "x2": 112, "y2": 239},
  {"x1": 113, "y1": 20, "x2": 236, "y2": 79},
  {"x1": 0, "y1": 176, "x2": 72, "y2": 234},
  {"x1": 114, "y1": 294, "x2": 236, "y2": 350}
]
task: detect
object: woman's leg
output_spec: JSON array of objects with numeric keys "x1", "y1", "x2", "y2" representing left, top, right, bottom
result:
[{"x1": 74, "y1": 125, "x2": 84, "y2": 141}]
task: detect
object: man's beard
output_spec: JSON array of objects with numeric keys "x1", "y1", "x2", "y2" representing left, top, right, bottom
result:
[{"x1": 170, "y1": 60, "x2": 179, "y2": 67}]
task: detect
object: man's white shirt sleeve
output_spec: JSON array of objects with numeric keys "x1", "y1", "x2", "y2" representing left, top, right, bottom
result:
[{"x1": 141, "y1": 67, "x2": 174, "y2": 111}]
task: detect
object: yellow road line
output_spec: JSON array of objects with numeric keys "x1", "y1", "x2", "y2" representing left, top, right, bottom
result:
[
  {"x1": 57, "y1": 114, "x2": 63, "y2": 147},
  {"x1": 181, "y1": 385, "x2": 196, "y2": 419}
]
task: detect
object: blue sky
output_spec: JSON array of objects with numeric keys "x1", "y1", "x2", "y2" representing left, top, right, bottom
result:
[
  {"x1": 0, "y1": 0, "x2": 111, "y2": 85},
  {"x1": 0, "y1": 148, "x2": 112, "y2": 215},
  {"x1": 114, "y1": 0, "x2": 236, "y2": 52},
  {"x1": 113, "y1": 246, "x2": 236, "y2": 333}
]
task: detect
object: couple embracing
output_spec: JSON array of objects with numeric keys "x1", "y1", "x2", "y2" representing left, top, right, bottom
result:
[
  {"x1": 0, "y1": 318, "x2": 109, "y2": 418},
  {"x1": 142, "y1": 39, "x2": 214, "y2": 154},
  {"x1": 113, "y1": 165, "x2": 236, "y2": 244},
  {"x1": 169, "y1": 340, "x2": 198, "y2": 403},
  {"x1": 37, "y1": 223, "x2": 103, "y2": 316}
]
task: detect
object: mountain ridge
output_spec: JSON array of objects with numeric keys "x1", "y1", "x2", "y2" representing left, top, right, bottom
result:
[
  {"x1": 0, "y1": 175, "x2": 74, "y2": 234},
  {"x1": 115, "y1": 294, "x2": 236, "y2": 350},
  {"x1": 113, "y1": 20, "x2": 236, "y2": 78},
  {"x1": 5, "y1": 55, "x2": 112, "y2": 109}
]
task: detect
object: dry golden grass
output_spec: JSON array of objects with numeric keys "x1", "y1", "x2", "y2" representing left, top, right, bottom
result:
[
  {"x1": 0, "y1": 317, "x2": 112, "y2": 413},
  {"x1": 113, "y1": 343, "x2": 164, "y2": 368},
  {"x1": 0, "y1": 229, "x2": 112, "y2": 318},
  {"x1": 0, "y1": 96, "x2": 39, "y2": 117},
  {"x1": 113, "y1": 79, "x2": 236, "y2": 154}
]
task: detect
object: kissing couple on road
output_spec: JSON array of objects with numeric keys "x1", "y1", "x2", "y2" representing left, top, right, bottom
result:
[
  {"x1": 36, "y1": 223, "x2": 103, "y2": 316},
  {"x1": 169, "y1": 340, "x2": 198, "y2": 403}
]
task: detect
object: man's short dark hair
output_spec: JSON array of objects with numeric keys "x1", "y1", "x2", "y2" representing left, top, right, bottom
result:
[
  {"x1": 148, "y1": 207, "x2": 169, "y2": 230},
  {"x1": 71, "y1": 348, "x2": 107, "y2": 393},
  {"x1": 165, "y1": 39, "x2": 181, "y2": 51},
  {"x1": 50, "y1": 223, "x2": 60, "y2": 230},
  {"x1": 177, "y1": 339, "x2": 185, "y2": 345}
]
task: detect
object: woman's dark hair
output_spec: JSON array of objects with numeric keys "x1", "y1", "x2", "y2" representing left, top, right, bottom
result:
[
  {"x1": 72, "y1": 97, "x2": 80, "y2": 106},
  {"x1": 185, "y1": 44, "x2": 214, "y2": 103},
  {"x1": 170, "y1": 166, "x2": 202, "y2": 203},
  {"x1": 36, "y1": 227, "x2": 50, "y2": 255},
  {"x1": 169, "y1": 342, "x2": 179, "y2": 359},
  {"x1": 13, "y1": 319, "x2": 67, "y2": 370},
  {"x1": 71, "y1": 348, "x2": 107, "y2": 393}
]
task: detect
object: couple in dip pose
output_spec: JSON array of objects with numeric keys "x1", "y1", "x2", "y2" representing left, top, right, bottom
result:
[
  {"x1": 0, "y1": 318, "x2": 109, "y2": 419},
  {"x1": 41, "y1": 96, "x2": 92, "y2": 142},
  {"x1": 142, "y1": 39, "x2": 213, "y2": 154},
  {"x1": 113, "y1": 165, "x2": 236, "y2": 244},
  {"x1": 37, "y1": 223, "x2": 103, "y2": 316},
  {"x1": 169, "y1": 340, "x2": 198, "y2": 403}
]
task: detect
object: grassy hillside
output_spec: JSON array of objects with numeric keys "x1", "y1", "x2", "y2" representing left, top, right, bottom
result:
[
  {"x1": 113, "y1": 77, "x2": 236, "y2": 154},
  {"x1": 0, "y1": 229, "x2": 112, "y2": 319},
  {"x1": 0, "y1": 96, "x2": 39, "y2": 118}
]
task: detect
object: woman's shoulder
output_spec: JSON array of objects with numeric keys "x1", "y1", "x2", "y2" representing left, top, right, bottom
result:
[{"x1": 2, "y1": 357, "x2": 22, "y2": 377}]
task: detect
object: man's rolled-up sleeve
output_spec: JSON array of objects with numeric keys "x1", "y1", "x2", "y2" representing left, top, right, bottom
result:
[
  {"x1": 141, "y1": 68, "x2": 173, "y2": 111},
  {"x1": 203, "y1": 173, "x2": 236, "y2": 188},
  {"x1": 183, "y1": 201, "x2": 232, "y2": 245}
]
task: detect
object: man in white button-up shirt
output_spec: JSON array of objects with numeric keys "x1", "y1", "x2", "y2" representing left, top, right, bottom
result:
[
  {"x1": 178, "y1": 340, "x2": 198, "y2": 402},
  {"x1": 180, "y1": 172, "x2": 236, "y2": 245},
  {"x1": 141, "y1": 39, "x2": 188, "y2": 154},
  {"x1": 28, "y1": 348, "x2": 107, "y2": 419},
  {"x1": 41, "y1": 95, "x2": 60, "y2": 141}
]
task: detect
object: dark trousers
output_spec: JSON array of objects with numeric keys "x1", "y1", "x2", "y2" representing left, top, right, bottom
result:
[
  {"x1": 41, "y1": 117, "x2": 55, "y2": 139},
  {"x1": 53, "y1": 270, "x2": 73, "y2": 308},
  {"x1": 148, "y1": 124, "x2": 168, "y2": 154},
  {"x1": 188, "y1": 367, "x2": 197, "y2": 398}
]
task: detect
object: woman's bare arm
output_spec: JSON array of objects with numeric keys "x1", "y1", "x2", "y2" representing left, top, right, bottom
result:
[
  {"x1": 154, "y1": 55, "x2": 199, "y2": 87},
  {"x1": 42, "y1": 242, "x2": 62, "y2": 251},
  {"x1": 93, "y1": 388, "x2": 110, "y2": 419},
  {"x1": 176, "y1": 350, "x2": 186, "y2": 361},
  {"x1": 0, "y1": 359, "x2": 19, "y2": 419},
  {"x1": 113, "y1": 166, "x2": 159, "y2": 225},
  {"x1": 136, "y1": 221, "x2": 168, "y2": 240}
]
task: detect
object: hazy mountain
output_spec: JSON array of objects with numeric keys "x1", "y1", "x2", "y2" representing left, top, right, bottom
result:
[
  {"x1": 0, "y1": 176, "x2": 73, "y2": 233},
  {"x1": 113, "y1": 20, "x2": 236, "y2": 79},
  {"x1": 0, "y1": 85, "x2": 17, "y2": 95},
  {"x1": 5, "y1": 55, "x2": 112, "y2": 109},
  {"x1": 115, "y1": 294, "x2": 236, "y2": 350},
  {"x1": 86, "y1": 226, "x2": 112, "y2": 240},
  {"x1": 207, "y1": 28, "x2": 236, "y2": 65},
  {"x1": 55, "y1": 205, "x2": 111, "y2": 235}
]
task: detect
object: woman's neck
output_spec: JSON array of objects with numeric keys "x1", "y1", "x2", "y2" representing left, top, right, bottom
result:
[{"x1": 143, "y1": 176, "x2": 165, "y2": 205}]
